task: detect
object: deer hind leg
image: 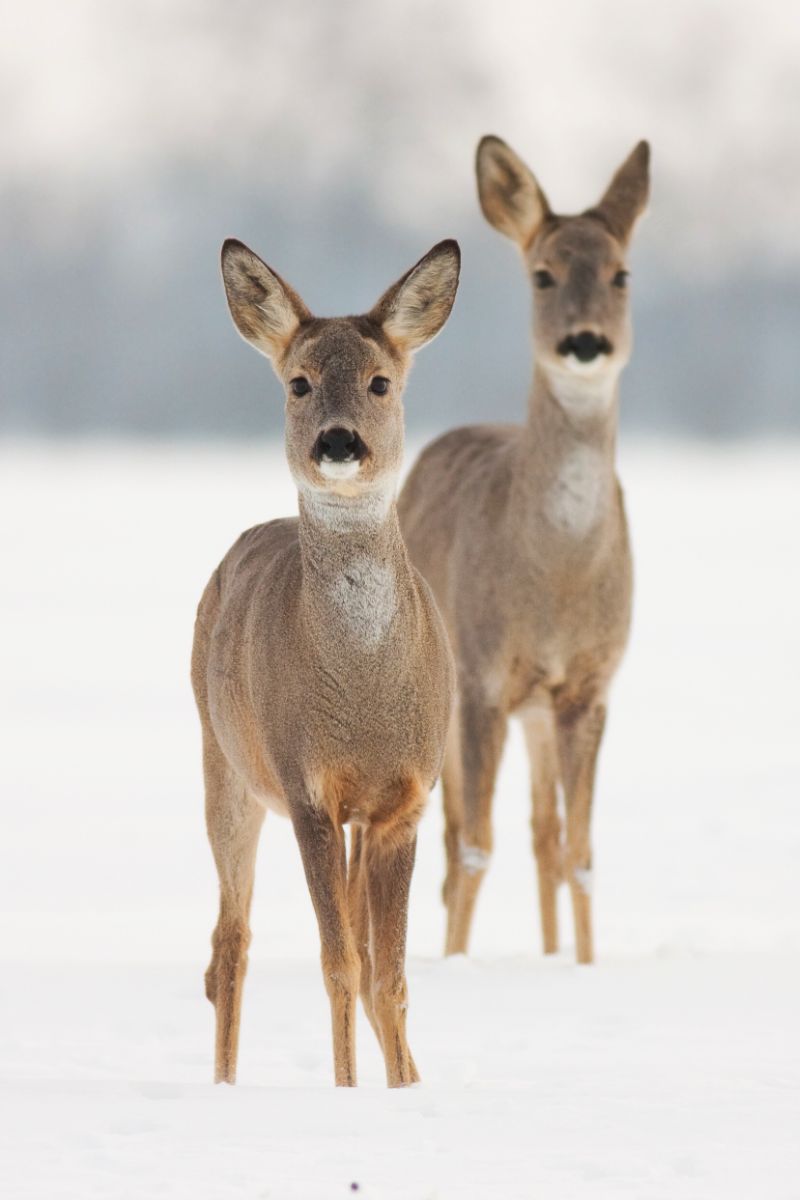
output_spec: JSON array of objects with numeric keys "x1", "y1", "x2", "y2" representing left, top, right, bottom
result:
[
  {"x1": 445, "y1": 694, "x2": 507, "y2": 956},
  {"x1": 291, "y1": 794, "x2": 359, "y2": 1087},
  {"x1": 440, "y1": 716, "x2": 464, "y2": 910},
  {"x1": 203, "y1": 734, "x2": 265, "y2": 1084},
  {"x1": 556, "y1": 701, "x2": 607, "y2": 965},
  {"x1": 522, "y1": 704, "x2": 563, "y2": 955}
]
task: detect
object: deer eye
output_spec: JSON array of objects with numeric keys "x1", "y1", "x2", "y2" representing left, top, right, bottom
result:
[
  {"x1": 289, "y1": 377, "x2": 311, "y2": 397},
  {"x1": 612, "y1": 270, "x2": 629, "y2": 288},
  {"x1": 533, "y1": 269, "x2": 556, "y2": 289},
  {"x1": 369, "y1": 376, "x2": 390, "y2": 396}
]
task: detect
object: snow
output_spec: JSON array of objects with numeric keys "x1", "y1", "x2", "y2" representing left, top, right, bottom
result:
[{"x1": 1, "y1": 438, "x2": 799, "y2": 1198}]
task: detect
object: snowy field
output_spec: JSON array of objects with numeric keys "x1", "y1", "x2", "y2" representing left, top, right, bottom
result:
[{"x1": 1, "y1": 438, "x2": 799, "y2": 1198}]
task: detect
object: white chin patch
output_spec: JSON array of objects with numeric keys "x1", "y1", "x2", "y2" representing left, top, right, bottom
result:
[
  {"x1": 548, "y1": 356, "x2": 620, "y2": 415},
  {"x1": 319, "y1": 459, "x2": 361, "y2": 480},
  {"x1": 561, "y1": 354, "x2": 610, "y2": 377}
]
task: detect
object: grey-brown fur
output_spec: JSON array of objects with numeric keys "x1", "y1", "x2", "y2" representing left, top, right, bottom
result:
[
  {"x1": 192, "y1": 237, "x2": 460, "y2": 1086},
  {"x1": 398, "y1": 137, "x2": 650, "y2": 963}
]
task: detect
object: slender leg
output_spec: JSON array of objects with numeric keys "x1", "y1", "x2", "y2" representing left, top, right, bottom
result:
[
  {"x1": 347, "y1": 827, "x2": 380, "y2": 1039},
  {"x1": 203, "y1": 734, "x2": 265, "y2": 1084},
  {"x1": 291, "y1": 799, "x2": 359, "y2": 1087},
  {"x1": 445, "y1": 693, "x2": 507, "y2": 956},
  {"x1": 556, "y1": 701, "x2": 607, "y2": 965},
  {"x1": 440, "y1": 716, "x2": 463, "y2": 909},
  {"x1": 365, "y1": 829, "x2": 419, "y2": 1087},
  {"x1": 522, "y1": 704, "x2": 562, "y2": 955}
]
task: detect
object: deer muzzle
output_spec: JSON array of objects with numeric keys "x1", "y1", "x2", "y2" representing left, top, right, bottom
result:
[
  {"x1": 557, "y1": 331, "x2": 612, "y2": 363},
  {"x1": 313, "y1": 427, "x2": 368, "y2": 464}
]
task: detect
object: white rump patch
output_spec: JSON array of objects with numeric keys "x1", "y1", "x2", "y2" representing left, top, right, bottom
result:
[
  {"x1": 545, "y1": 445, "x2": 608, "y2": 537},
  {"x1": 328, "y1": 555, "x2": 397, "y2": 647},
  {"x1": 460, "y1": 843, "x2": 491, "y2": 874},
  {"x1": 319, "y1": 460, "x2": 361, "y2": 481},
  {"x1": 573, "y1": 866, "x2": 593, "y2": 895}
]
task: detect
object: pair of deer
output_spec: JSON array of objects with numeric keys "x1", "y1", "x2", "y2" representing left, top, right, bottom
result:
[{"x1": 192, "y1": 135, "x2": 650, "y2": 1088}]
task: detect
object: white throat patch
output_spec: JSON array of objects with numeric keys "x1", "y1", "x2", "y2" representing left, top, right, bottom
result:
[
  {"x1": 300, "y1": 482, "x2": 395, "y2": 533},
  {"x1": 549, "y1": 359, "x2": 619, "y2": 417},
  {"x1": 328, "y1": 555, "x2": 397, "y2": 647},
  {"x1": 545, "y1": 445, "x2": 609, "y2": 537}
]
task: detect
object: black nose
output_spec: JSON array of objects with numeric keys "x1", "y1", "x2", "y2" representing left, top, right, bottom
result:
[
  {"x1": 557, "y1": 331, "x2": 612, "y2": 363},
  {"x1": 314, "y1": 426, "x2": 366, "y2": 464}
]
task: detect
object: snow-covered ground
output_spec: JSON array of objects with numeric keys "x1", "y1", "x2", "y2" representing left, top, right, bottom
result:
[{"x1": 1, "y1": 438, "x2": 798, "y2": 1198}]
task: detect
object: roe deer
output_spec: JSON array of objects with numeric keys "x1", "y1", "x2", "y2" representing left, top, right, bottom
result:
[
  {"x1": 399, "y1": 137, "x2": 650, "y2": 963},
  {"x1": 192, "y1": 237, "x2": 460, "y2": 1086}
]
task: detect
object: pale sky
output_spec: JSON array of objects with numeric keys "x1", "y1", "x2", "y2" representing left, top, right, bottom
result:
[{"x1": 3, "y1": 0, "x2": 799, "y2": 274}]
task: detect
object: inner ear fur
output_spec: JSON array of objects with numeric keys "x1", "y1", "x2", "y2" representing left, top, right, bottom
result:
[
  {"x1": 220, "y1": 238, "x2": 311, "y2": 360},
  {"x1": 370, "y1": 239, "x2": 461, "y2": 352},
  {"x1": 589, "y1": 141, "x2": 650, "y2": 244},
  {"x1": 476, "y1": 135, "x2": 550, "y2": 248}
]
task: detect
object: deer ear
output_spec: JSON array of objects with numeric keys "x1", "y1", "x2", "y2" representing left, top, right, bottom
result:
[
  {"x1": 476, "y1": 135, "x2": 550, "y2": 247},
  {"x1": 592, "y1": 141, "x2": 650, "y2": 243},
  {"x1": 370, "y1": 239, "x2": 461, "y2": 351},
  {"x1": 220, "y1": 239, "x2": 311, "y2": 360}
]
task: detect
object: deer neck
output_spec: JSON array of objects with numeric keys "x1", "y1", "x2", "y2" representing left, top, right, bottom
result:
[
  {"x1": 517, "y1": 363, "x2": 621, "y2": 544},
  {"x1": 297, "y1": 485, "x2": 406, "y2": 650}
]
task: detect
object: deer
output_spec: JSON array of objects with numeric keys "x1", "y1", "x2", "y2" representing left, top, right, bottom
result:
[
  {"x1": 398, "y1": 137, "x2": 650, "y2": 964},
  {"x1": 191, "y1": 236, "x2": 460, "y2": 1087}
]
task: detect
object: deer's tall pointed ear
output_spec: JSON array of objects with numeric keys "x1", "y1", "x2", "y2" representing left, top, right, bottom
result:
[
  {"x1": 592, "y1": 141, "x2": 650, "y2": 244},
  {"x1": 220, "y1": 239, "x2": 311, "y2": 361},
  {"x1": 370, "y1": 240, "x2": 461, "y2": 352},
  {"x1": 476, "y1": 136, "x2": 550, "y2": 248}
]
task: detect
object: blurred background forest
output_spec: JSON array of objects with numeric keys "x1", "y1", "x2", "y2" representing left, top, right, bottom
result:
[{"x1": 3, "y1": 0, "x2": 799, "y2": 441}]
